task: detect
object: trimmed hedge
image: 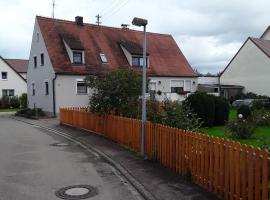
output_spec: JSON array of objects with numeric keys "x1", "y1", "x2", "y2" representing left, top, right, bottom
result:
[
  {"x1": 184, "y1": 92, "x2": 229, "y2": 127},
  {"x1": 184, "y1": 92, "x2": 215, "y2": 127},
  {"x1": 214, "y1": 96, "x2": 230, "y2": 126}
]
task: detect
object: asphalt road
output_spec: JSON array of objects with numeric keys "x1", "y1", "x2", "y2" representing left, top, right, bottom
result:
[{"x1": 0, "y1": 114, "x2": 143, "y2": 200}]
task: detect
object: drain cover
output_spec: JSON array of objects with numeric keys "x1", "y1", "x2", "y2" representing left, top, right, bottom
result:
[
  {"x1": 55, "y1": 185, "x2": 98, "y2": 199},
  {"x1": 50, "y1": 142, "x2": 69, "y2": 147}
]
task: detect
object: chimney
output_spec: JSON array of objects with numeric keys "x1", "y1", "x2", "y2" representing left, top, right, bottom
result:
[
  {"x1": 121, "y1": 24, "x2": 130, "y2": 29},
  {"x1": 75, "y1": 16, "x2": 83, "y2": 26}
]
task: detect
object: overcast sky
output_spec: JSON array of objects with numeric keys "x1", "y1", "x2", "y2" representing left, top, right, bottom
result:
[{"x1": 0, "y1": 0, "x2": 270, "y2": 73}]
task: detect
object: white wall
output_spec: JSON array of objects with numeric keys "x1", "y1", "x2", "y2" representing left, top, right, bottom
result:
[
  {"x1": 149, "y1": 76, "x2": 197, "y2": 101},
  {"x1": 221, "y1": 39, "x2": 270, "y2": 96},
  {"x1": 55, "y1": 75, "x2": 91, "y2": 112},
  {"x1": 198, "y1": 76, "x2": 219, "y2": 85},
  {"x1": 27, "y1": 19, "x2": 56, "y2": 113},
  {"x1": 0, "y1": 58, "x2": 27, "y2": 97},
  {"x1": 262, "y1": 29, "x2": 270, "y2": 40}
]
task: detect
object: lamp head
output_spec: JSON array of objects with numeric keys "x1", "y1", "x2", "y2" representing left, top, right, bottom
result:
[{"x1": 132, "y1": 17, "x2": 148, "y2": 27}]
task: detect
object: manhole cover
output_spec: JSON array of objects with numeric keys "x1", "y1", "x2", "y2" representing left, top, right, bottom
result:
[
  {"x1": 55, "y1": 185, "x2": 98, "y2": 199},
  {"x1": 50, "y1": 142, "x2": 70, "y2": 147}
]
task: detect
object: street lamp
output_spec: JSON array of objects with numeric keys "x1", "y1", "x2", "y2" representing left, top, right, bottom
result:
[{"x1": 132, "y1": 17, "x2": 148, "y2": 157}]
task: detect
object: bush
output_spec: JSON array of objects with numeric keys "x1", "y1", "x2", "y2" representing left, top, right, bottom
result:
[
  {"x1": 251, "y1": 100, "x2": 264, "y2": 110},
  {"x1": 226, "y1": 118, "x2": 255, "y2": 139},
  {"x1": 85, "y1": 69, "x2": 144, "y2": 118},
  {"x1": 237, "y1": 105, "x2": 251, "y2": 119},
  {"x1": 19, "y1": 93, "x2": 28, "y2": 108},
  {"x1": 147, "y1": 99, "x2": 202, "y2": 131},
  {"x1": 214, "y1": 96, "x2": 230, "y2": 126},
  {"x1": 0, "y1": 96, "x2": 10, "y2": 109},
  {"x1": 252, "y1": 109, "x2": 270, "y2": 126},
  {"x1": 9, "y1": 96, "x2": 20, "y2": 108},
  {"x1": 16, "y1": 108, "x2": 45, "y2": 117},
  {"x1": 184, "y1": 92, "x2": 215, "y2": 127}
]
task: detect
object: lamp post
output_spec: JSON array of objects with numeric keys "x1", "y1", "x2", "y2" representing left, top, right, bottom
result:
[{"x1": 132, "y1": 17, "x2": 148, "y2": 157}]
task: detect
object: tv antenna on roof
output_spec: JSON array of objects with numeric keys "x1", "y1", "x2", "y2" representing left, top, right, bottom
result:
[
  {"x1": 52, "y1": 0, "x2": 56, "y2": 18},
  {"x1": 96, "y1": 14, "x2": 102, "y2": 26}
]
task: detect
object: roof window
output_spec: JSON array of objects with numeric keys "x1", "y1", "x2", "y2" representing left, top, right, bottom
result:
[{"x1": 100, "y1": 53, "x2": 108, "y2": 63}]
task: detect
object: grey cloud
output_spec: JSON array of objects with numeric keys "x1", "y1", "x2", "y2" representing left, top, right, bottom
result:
[{"x1": 0, "y1": 0, "x2": 269, "y2": 73}]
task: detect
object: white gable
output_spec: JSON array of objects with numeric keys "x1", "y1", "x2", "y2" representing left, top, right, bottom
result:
[
  {"x1": 220, "y1": 39, "x2": 270, "y2": 96},
  {"x1": 0, "y1": 57, "x2": 27, "y2": 97},
  {"x1": 261, "y1": 26, "x2": 270, "y2": 40}
]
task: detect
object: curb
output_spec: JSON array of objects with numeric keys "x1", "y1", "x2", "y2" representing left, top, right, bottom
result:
[{"x1": 11, "y1": 116, "x2": 157, "y2": 200}]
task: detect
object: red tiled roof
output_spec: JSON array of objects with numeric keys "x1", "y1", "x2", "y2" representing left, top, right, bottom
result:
[
  {"x1": 37, "y1": 16, "x2": 197, "y2": 77},
  {"x1": 5, "y1": 59, "x2": 28, "y2": 73}
]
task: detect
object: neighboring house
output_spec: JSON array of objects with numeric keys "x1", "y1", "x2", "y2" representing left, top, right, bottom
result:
[
  {"x1": 220, "y1": 26, "x2": 270, "y2": 98},
  {"x1": 27, "y1": 16, "x2": 197, "y2": 115},
  {"x1": 197, "y1": 76, "x2": 220, "y2": 96},
  {"x1": 0, "y1": 56, "x2": 28, "y2": 98}
]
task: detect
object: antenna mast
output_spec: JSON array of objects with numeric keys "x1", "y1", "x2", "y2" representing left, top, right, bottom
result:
[
  {"x1": 96, "y1": 14, "x2": 102, "y2": 26},
  {"x1": 52, "y1": 0, "x2": 56, "y2": 18}
]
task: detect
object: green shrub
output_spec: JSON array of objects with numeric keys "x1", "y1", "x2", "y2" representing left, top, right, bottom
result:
[
  {"x1": 251, "y1": 100, "x2": 264, "y2": 110},
  {"x1": 9, "y1": 96, "x2": 20, "y2": 108},
  {"x1": 252, "y1": 109, "x2": 270, "y2": 126},
  {"x1": 16, "y1": 108, "x2": 45, "y2": 117},
  {"x1": 225, "y1": 119, "x2": 255, "y2": 139},
  {"x1": 0, "y1": 96, "x2": 10, "y2": 109},
  {"x1": 147, "y1": 99, "x2": 202, "y2": 131},
  {"x1": 214, "y1": 96, "x2": 230, "y2": 126},
  {"x1": 19, "y1": 93, "x2": 28, "y2": 108},
  {"x1": 237, "y1": 105, "x2": 251, "y2": 119},
  {"x1": 184, "y1": 92, "x2": 215, "y2": 127},
  {"x1": 161, "y1": 100, "x2": 202, "y2": 131}
]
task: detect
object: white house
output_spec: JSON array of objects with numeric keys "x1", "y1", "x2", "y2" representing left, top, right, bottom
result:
[
  {"x1": 220, "y1": 26, "x2": 270, "y2": 98},
  {"x1": 0, "y1": 56, "x2": 27, "y2": 98},
  {"x1": 27, "y1": 16, "x2": 198, "y2": 115}
]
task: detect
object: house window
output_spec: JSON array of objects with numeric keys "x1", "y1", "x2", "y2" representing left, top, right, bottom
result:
[
  {"x1": 1, "y1": 72, "x2": 7, "y2": 80},
  {"x1": 214, "y1": 88, "x2": 219, "y2": 93},
  {"x1": 73, "y1": 51, "x2": 83, "y2": 64},
  {"x1": 76, "y1": 81, "x2": 87, "y2": 94},
  {"x1": 171, "y1": 80, "x2": 184, "y2": 93},
  {"x1": 100, "y1": 53, "x2": 108, "y2": 63},
  {"x1": 45, "y1": 81, "x2": 49, "y2": 95},
  {"x1": 34, "y1": 56, "x2": 37, "y2": 68},
  {"x1": 184, "y1": 80, "x2": 192, "y2": 92},
  {"x1": 149, "y1": 81, "x2": 157, "y2": 92},
  {"x1": 40, "y1": 53, "x2": 44, "y2": 66},
  {"x1": 32, "y1": 83, "x2": 35, "y2": 96},
  {"x1": 37, "y1": 33, "x2": 40, "y2": 42},
  {"x1": 132, "y1": 56, "x2": 147, "y2": 67},
  {"x1": 2, "y1": 89, "x2": 14, "y2": 97}
]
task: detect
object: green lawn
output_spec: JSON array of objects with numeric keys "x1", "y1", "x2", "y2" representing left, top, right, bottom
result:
[
  {"x1": 0, "y1": 108, "x2": 18, "y2": 112},
  {"x1": 201, "y1": 109, "x2": 270, "y2": 147}
]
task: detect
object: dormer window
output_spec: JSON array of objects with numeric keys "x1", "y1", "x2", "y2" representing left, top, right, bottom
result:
[
  {"x1": 119, "y1": 40, "x2": 149, "y2": 68},
  {"x1": 73, "y1": 51, "x2": 83, "y2": 64},
  {"x1": 100, "y1": 53, "x2": 108, "y2": 63},
  {"x1": 132, "y1": 56, "x2": 147, "y2": 67},
  {"x1": 62, "y1": 34, "x2": 85, "y2": 65}
]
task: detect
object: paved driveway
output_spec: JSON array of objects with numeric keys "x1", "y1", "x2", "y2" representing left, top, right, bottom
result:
[{"x1": 0, "y1": 114, "x2": 142, "y2": 200}]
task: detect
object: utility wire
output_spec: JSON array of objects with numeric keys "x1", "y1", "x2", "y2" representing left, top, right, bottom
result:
[
  {"x1": 102, "y1": 0, "x2": 130, "y2": 23},
  {"x1": 98, "y1": 0, "x2": 123, "y2": 16}
]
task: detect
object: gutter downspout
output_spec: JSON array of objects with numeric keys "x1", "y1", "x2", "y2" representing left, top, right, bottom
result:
[{"x1": 52, "y1": 74, "x2": 57, "y2": 117}]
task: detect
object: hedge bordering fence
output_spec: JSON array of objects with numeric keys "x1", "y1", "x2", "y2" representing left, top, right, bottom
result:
[{"x1": 60, "y1": 107, "x2": 269, "y2": 200}]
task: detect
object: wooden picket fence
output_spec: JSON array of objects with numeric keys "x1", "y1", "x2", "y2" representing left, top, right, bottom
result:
[{"x1": 60, "y1": 107, "x2": 270, "y2": 200}]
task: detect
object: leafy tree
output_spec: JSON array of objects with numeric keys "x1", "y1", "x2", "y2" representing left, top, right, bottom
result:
[{"x1": 85, "y1": 69, "x2": 144, "y2": 118}]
